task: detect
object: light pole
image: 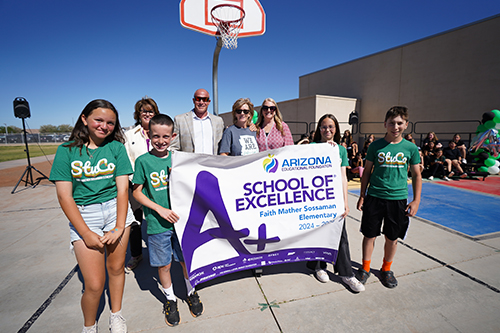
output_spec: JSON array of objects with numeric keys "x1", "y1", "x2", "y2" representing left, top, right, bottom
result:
[{"x1": 3, "y1": 123, "x2": 7, "y2": 135}]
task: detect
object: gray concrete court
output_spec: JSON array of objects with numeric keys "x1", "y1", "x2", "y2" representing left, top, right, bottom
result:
[
  {"x1": 1, "y1": 178, "x2": 499, "y2": 332},
  {"x1": 0, "y1": 154, "x2": 55, "y2": 170}
]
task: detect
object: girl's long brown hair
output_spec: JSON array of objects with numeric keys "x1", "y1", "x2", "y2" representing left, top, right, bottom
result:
[{"x1": 66, "y1": 99, "x2": 125, "y2": 154}]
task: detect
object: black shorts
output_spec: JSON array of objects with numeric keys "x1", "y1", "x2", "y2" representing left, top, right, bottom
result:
[{"x1": 360, "y1": 195, "x2": 409, "y2": 241}]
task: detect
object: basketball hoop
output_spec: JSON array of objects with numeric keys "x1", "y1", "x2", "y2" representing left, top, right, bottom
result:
[{"x1": 211, "y1": 4, "x2": 245, "y2": 50}]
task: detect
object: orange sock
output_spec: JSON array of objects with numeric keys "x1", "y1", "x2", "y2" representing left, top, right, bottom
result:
[
  {"x1": 362, "y1": 260, "x2": 371, "y2": 272},
  {"x1": 381, "y1": 258, "x2": 393, "y2": 272}
]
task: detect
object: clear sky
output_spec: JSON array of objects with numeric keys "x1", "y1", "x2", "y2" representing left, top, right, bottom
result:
[{"x1": 1, "y1": 0, "x2": 500, "y2": 130}]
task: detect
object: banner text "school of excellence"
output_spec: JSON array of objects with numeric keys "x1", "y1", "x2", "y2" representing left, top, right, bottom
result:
[{"x1": 235, "y1": 171, "x2": 338, "y2": 212}]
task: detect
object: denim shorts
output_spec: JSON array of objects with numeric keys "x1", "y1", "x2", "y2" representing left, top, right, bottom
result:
[
  {"x1": 69, "y1": 197, "x2": 135, "y2": 244},
  {"x1": 148, "y1": 229, "x2": 184, "y2": 267}
]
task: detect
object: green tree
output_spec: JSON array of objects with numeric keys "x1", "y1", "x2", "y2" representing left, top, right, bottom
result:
[
  {"x1": 40, "y1": 125, "x2": 58, "y2": 133},
  {"x1": 57, "y1": 124, "x2": 73, "y2": 133},
  {"x1": 8, "y1": 126, "x2": 22, "y2": 133}
]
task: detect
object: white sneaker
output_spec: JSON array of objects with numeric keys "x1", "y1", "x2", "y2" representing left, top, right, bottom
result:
[
  {"x1": 462, "y1": 158, "x2": 467, "y2": 164},
  {"x1": 444, "y1": 176, "x2": 451, "y2": 181},
  {"x1": 82, "y1": 323, "x2": 98, "y2": 333},
  {"x1": 341, "y1": 276, "x2": 365, "y2": 292},
  {"x1": 109, "y1": 312, "x2": 127, "y2": 333},
  {"x1": 427, "y1": 176, "x2": 434, "y2": 181},
  {"x1": 315, "y1": 269, "x2": 329, "y2": 283}
]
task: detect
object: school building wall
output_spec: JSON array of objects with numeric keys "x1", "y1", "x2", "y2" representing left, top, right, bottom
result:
[{"x1": 298, "y1": 14, "x2": 500, "y2": 144}]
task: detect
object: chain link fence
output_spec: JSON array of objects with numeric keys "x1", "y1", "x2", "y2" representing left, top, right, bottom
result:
[{"x1": 0, "y1": 133, "x2": 71, "y2": 144}]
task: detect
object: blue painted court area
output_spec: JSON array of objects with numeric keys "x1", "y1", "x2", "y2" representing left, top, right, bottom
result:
[{"x1": 349, "y1": 183, "x2": 500, "y2": 237}]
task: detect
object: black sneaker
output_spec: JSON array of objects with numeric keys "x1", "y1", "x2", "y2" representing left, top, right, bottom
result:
[
  {"x1": 355, "y1": 268, "x2": 371, "y2": 285},
  {"x1": 163, "y1": 300, "x2": 180, "y2": 326},
  {"x1": 380, "y1": 270, "x2": 398, "y2": 288},
  {"x1": 186, "y1": 291, "x2": 204, "y2": 317}
]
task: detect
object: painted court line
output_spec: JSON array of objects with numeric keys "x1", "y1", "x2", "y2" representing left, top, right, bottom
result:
[
  {"x1": 350, "y1": 182, "x2": 500, "y2": 237},
  {"x1": 17, "y1": 265, "x2": 79, "y2": 333}
]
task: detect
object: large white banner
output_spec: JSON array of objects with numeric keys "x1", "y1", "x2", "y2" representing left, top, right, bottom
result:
[{"x1": 170, "y1": 144, "x2": 345, "y2": 286}]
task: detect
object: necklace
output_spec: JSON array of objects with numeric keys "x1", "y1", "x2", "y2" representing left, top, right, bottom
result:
[{"x1": 86, "y1": 145, "x2": 98, "y2": 159}]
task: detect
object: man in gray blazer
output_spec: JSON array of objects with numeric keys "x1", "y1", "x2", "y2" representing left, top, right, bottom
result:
[{"x1": 171, "y1": 88, "x2": 224, "y2": 154}]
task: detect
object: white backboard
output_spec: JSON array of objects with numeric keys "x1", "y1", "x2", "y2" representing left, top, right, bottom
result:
[{"x1": 180, "y1": 0, "x2": 266, "y2": 37}]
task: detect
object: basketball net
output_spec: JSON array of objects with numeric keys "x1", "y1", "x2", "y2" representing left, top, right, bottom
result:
[{"x1": 211, "y1": 4, "x2": 245, "y2": 50}]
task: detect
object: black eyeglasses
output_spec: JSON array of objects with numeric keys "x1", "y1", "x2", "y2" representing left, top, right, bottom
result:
[
  {"x1": 261, "y1": 105, "x2": 277, "y2": 112},
  {"x1": 194, "y1": 96, "x2": 210, "y2": 102},
  {"x1": 235, "y1": 109, "x2": 251, "y2": 114}
]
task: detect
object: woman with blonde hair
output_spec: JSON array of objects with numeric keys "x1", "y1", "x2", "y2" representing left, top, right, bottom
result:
[
  {"x1": 255, "y1": 98, "x2": 294, "y2": 151},
  {"x1": 219, "y1": 98, "x2": 259, "y2": 156}
]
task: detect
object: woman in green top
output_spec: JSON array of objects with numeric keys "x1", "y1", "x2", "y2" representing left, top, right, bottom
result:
[
  {"x1": 306, "y1": 114, "x2": 365, "y2": 292},
  {"x1": 50, "y1": 99, "x2": 134, "y2": 333}
]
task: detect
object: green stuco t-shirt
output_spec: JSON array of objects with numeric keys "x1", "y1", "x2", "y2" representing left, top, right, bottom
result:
[
  {"x1": 49, "y1": 140, "x2": 133, "y2": 205},
  {"x1": 132, "y1": 151, "x2": 174, "y2": 235},
  {"x1": 366, "y1": 138, "x2": 420, "y2": 200}
]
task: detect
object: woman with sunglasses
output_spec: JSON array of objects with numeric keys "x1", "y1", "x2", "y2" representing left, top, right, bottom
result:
[
  {"x1": 255, "y1": 98, "x2": 294, "y2": 151},
  {"x1": 219, "y1": 98, "x2": 259, "y2": 156}
]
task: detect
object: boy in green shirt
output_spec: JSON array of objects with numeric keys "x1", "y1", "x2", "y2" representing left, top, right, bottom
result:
[
  {"x1": 355, "y1": 106, "x2": 422, "y2": 288},
  {"x1": 132, "y1": 114, "x2": 203, "y2": 326}
]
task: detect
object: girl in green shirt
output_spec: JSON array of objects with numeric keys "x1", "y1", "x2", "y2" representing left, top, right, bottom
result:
[
  {"x1": 50, "y1": 99, "x2": 134, "y2": 333},
  {"x1": 306, "y1": 114, "x2": 365, "y2": 293}
]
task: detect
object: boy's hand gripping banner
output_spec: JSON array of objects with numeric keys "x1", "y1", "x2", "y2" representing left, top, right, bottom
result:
[{"x1": 171, "y1": 144, "x2": 345, "y2": 286}]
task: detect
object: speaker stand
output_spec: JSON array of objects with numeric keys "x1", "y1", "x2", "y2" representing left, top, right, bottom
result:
[{"x1": 11, "y1": 118, "x2": 49, "y2": 194}]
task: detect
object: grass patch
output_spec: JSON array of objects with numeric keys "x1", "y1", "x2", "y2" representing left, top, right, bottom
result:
[{"x1": 0, "y1": 144, "x2": 61, "y2": 162}]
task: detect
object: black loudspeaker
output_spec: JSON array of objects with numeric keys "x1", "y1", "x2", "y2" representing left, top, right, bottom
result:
[
  {"x1": 13, "y1": 97, "x2": 31, "y2": 119},
  {"x1": 348, "y1": 110, "x2": 358, "y2": 125}
]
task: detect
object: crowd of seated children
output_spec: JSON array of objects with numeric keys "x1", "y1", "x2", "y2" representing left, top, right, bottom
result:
[
  {"x1": 419, "y1": 132, "x2": 469, "y2": 179},
  {"x1": 340, "y1": 130, "x2": 470, "y2": 181}
]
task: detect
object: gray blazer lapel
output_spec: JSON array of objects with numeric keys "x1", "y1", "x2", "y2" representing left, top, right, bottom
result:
[{"x1": 184, "y1": 111, "x2": 195, "y2": 150}]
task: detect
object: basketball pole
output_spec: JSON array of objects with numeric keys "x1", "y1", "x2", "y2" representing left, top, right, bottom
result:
[{"x1": 212, "y1": 37, "x2": 223, "y2": 116}]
